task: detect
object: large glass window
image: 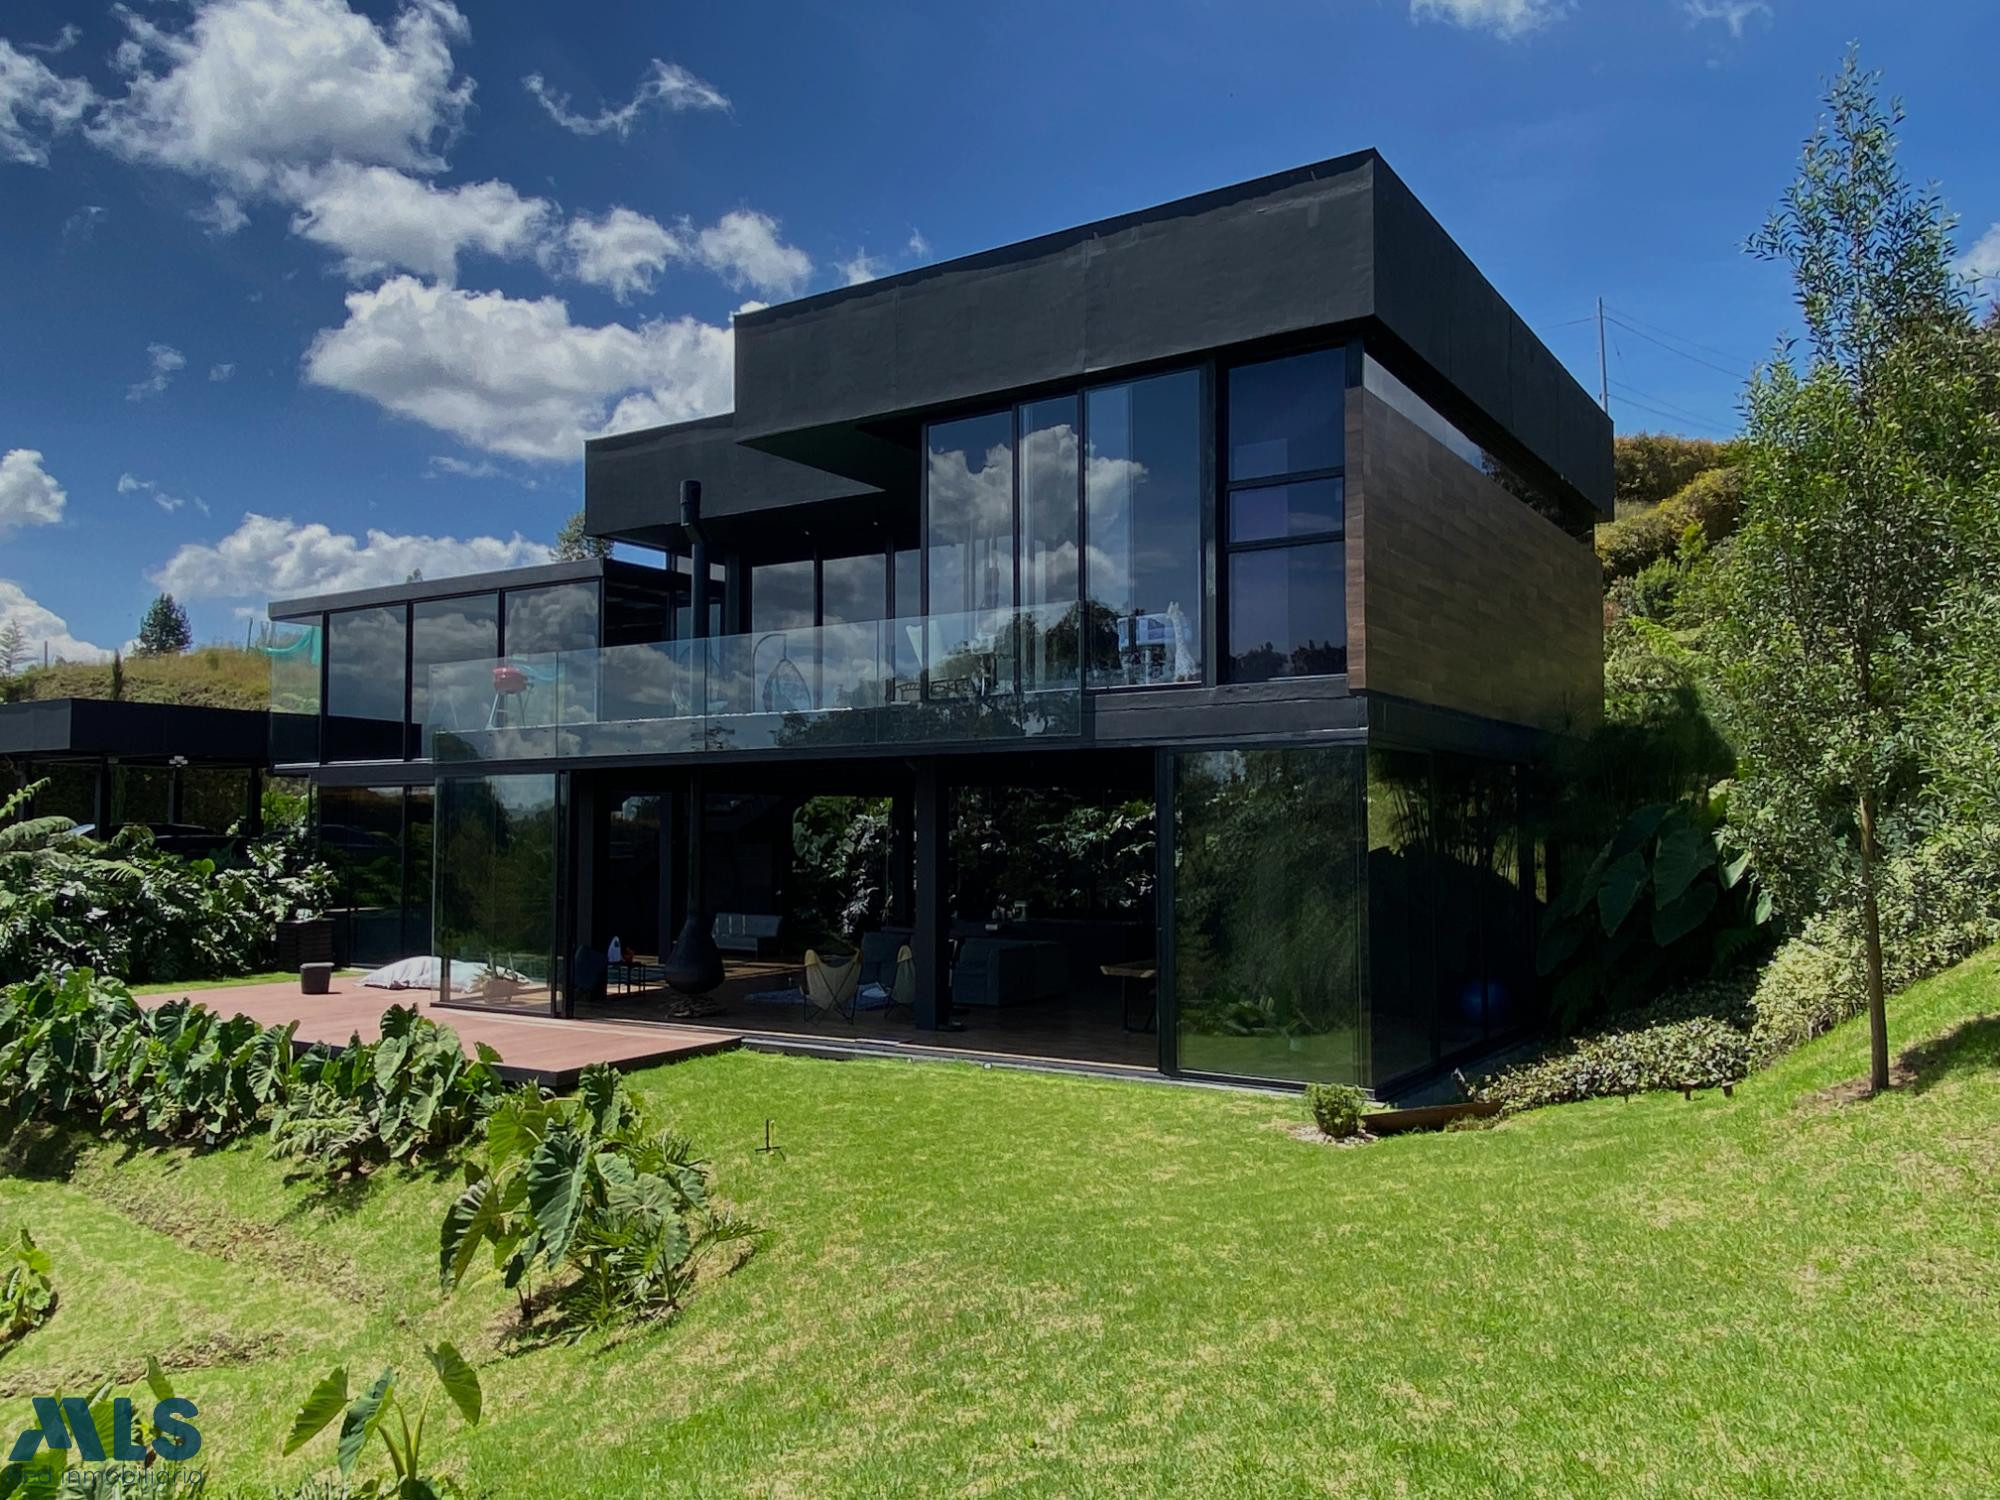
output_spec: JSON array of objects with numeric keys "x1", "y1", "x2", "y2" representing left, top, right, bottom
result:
[
  {"x1": 325, "y1": 605, "x2": 406, "y2": 761},
  {"x1": 821, "y1": 551, "x2": 887, "y2": 625},
  {"x1": 321, "y1": 784, "x2": 410, "y2": 967},
  {"x1": 1225, "y1": 350, "x2": 1347, "y2": 683},
  {"x1": 412, "y1": 594, "x2": 498, "y2": 757},
  {"x1": 1172, "y1": 746, "x2": 1365, "y2": 1084},
  {"x1": 749, "y1": 559, "x2": 815, "y2": 632},
  {"x1": 505, "y1": 582, "x2": 599, "y2": 656},
  {"x1": 1084, "y1": 370, "x2": 1203, "y2": 688},
  {"x1": 926, "y1": 411, "x2": 1015, "y2": 618},
  {"x1": 266, "y1": 615, "x2": 321, "y2": 765},
  {"x1": 1365, "y1": 747, "x2": 1533, "y2": 1082},
  {"x1": 437, "y1": 773, "x2": 559, "y2": 1012},
  {"x1": 1019, "y1": 396, "x2": 1082, "y2": 691}
]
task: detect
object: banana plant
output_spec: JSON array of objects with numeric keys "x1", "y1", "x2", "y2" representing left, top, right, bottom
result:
[{"x1": 282, "y1": 1344, "x2": 481, "y2": 1500}]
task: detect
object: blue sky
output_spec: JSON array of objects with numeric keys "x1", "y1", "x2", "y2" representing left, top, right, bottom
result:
[{"x1": 1, "y1": 0, "x2": 1995, "y2": 661}]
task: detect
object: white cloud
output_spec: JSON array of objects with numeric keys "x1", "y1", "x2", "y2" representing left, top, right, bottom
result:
[
  {"x1": 192, "y1": 193, "x2": 249, "y2": 235},
  {"x1": 522, "y1": 59, "x2": 728, "y2": 139},
  {"x1": 87, "y1": 0, "x2": 471, "y2": 193},
  {"x1": 424, "y1": 454, "x2": 538, "y2": 488},
  {"x1": 285, "y1": 162, "x2": 553, "y2": 283},
  {"x1": 118, "y1": 472, "x2": 200, "y2": 514},
  {"x1": 151, "y1": 513, "x2": 551, "y2": 601},
  {"x1": 692, "y1": 209, "x2": 812, "y2": 298},
  {"x1": 907, "y1": 228, "x2": 931, "y2": 259},
  {"x1": 301, "y1": 276, "x2": 734, "y2": 461},
  {"x1": 0, "y1": 449, "x2": 67, "y2": 536},
  {"x1": 552, "y1": 206, "x2": 682, "y2": 300},
  {"x1": 25, "y1": 25, "x2": 81, "y2": 57},
  {"x1": 1957, "y1": 222, "x2": 2000, "y2": 289},
  {"x1": 1409, "y1": 0, "x2": 1564, "y2": 38},
  {"x1": 1684, "y1": 0, "x2": 1772, "y2": 36},
  {"x1": 837, "y1": 250, "x2": 885, "y2": 287},
  {"x1": 0, "y1": 580, "x2": 109, "y2": 663},
  {"x1": 209, "y1": 362, "x2": 235, "y2": 382},
  {"x1": 0, "y1": 39, "x2": 95, "y2": 166},
  {"x1": 127, "y1": 342, "x2": 187, "y2": 401}
]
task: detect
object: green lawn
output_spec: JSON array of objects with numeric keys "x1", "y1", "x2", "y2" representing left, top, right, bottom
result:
[
  {"x1": 125, "y1": 970, "x2": 358, "y2": 995},
  {"x1": 6, "y1": 952, "x2": 2000, "y2": 1497}
]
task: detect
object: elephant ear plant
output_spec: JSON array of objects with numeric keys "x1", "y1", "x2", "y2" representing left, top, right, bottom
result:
[
  {"x1": 1537, "y1": 799, "x2": 1773, "y2": 1031},
  {"x1": 282, "y1": 1343, "x2": 482, "y2": 1500},
  {"x1": 270, "y1": 1005, "x2": 503, "y2": 1179},
  {"x1": 439, "y1": 1064, "x2": 761, "y2": 1337}
]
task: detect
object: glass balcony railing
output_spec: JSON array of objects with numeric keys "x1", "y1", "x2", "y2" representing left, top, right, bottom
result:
[{"x1": 425, "y1": 603, "x2": 1086, "y2": 763}]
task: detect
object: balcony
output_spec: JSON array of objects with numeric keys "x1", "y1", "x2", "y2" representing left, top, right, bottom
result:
[{"x1": 424, "y1": 603, "x2": 1087, "y2": 764}]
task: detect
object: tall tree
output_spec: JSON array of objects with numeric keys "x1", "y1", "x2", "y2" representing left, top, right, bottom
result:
[
  {"x1": 553, "y1": 511, "x2": 613, "y2": 561},
  {"x1": 135, "y1": 593, "x2": 193, "y2": 656},
  {"x1": 1712, "y1": 50, "x2": 2000, "y2": 1092},
  {"x1": 0, "y1": 621, "x2": 26, "y2": 677}
]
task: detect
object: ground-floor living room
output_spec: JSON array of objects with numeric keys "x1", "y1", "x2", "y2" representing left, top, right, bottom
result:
[{"x1": 315, "y1": 725, "x2": 1551, "y2": 1099}]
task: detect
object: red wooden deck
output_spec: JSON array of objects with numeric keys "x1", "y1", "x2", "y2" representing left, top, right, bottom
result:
[{"x1": 147, "y1": 977, "x2": 740, "y2": 1087}]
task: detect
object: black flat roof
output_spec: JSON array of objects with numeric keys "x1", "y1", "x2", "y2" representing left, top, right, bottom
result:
[
  {"x1": 0, "y1": 699, "x2": 270, "y2": 765},
  {"x1": 267, "y1": 557, "x2": 644, "y2": 619}
]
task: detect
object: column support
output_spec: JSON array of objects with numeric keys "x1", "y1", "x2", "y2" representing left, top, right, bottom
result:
[{"x1": 912, "y1": 759, "x2": 952, "y2": 1031}]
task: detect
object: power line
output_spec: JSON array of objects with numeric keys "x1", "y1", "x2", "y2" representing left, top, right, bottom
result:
[
  {"x1": 1609, "y1": 379, "x2": 1736, "y2": 433},
  {"x1": 1609, "y1": 394, "x2": 1737, "y2": 439},
  {"x1": 1605, "y1": 316, "x2": 1748, "y2": 381},
  {"x1": 1604, "y1": 304, "x2": 1754, "y2": 367}
]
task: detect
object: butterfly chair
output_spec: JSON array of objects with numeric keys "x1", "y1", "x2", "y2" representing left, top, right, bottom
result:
[
  {"x1": 883, "y1": 945, "x2": 916, "y2": 1023},
  {"x1": 802, "y1": 948, "x2": 860, "y2": 1026}
]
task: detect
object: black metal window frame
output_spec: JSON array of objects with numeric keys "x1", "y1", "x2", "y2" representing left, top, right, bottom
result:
[
  {"x1": 918, "y1": 362, "x2": 1209, "y2": 700},
  {"x1": 1217, "y1": 341, "x2": 1355, "y2": 685}
]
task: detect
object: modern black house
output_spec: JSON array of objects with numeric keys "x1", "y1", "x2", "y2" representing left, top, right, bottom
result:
[{"x1": 266, "y1": 151, "x2": 1608, "y2": 1095}]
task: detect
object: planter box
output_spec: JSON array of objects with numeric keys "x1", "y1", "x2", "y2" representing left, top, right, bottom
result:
[{"x1": 300, "y1": 962, "x2": 334, "y2": 996}]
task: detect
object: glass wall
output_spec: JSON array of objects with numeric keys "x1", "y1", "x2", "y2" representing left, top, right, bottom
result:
[
  {"x1": 436, "y1": 773, "x2": 560, "y2": 1012},
  {"x1": 506, "y1": 582, "x2": 599, "y2": 655},
  {"x1": 411, "y1": 594, "x2": 498, "y2": 757},
  {"x1": 320, "y1": 784, "x2": 412, "y2": 967},
  {"x1": 750, "y1": 559, "x2": 815, "y2": 633},
  {"x1": 821, "y1": 551, "x2": 887, "y2": 624},
  {"x1": 505, "y1": 583, "x2": 600, "y2": 728},
  {"x1": 1224, "y1": 349, "x2": 1346, "y2": 682},
  {"x1": 1172, "y1": 745, "x2": 1365, "y2": 1084},
  {"x1": 1365, "y1": 746, "x2": 1535, "y2": 1085},
  {"x1": 926, "y1": 411, "x2": 1015, "y2": 618},
  {"x1": 267, "y1": 616, "x2": 321, "y2": 765},
  {"x1": 1019, "y1": 396, "x2": 1081, "y2": 691},
  {"x1": 325, "y1": 605, "x2": 407, "y2": 761},
  {"x1": 1084, "y1": 370, "x2": 1203, "y2": 688}
]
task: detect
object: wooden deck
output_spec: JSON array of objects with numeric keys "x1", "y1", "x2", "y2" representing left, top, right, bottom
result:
[{"x1": 149, "y1": 976, "x2": 740, "y2": 1088}]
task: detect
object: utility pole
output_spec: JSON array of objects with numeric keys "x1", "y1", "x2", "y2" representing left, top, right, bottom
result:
[{"x1": 1596, "y1": 296, "x2": 1611, "y2": 417}]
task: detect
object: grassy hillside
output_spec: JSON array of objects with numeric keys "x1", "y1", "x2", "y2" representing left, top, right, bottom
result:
[
  {"x1": 2, "y1": 645, "x2": 269, "y2": 710},
  {"x1": 4, "y1": 950, "x2": 1999, "y2": 1497}
]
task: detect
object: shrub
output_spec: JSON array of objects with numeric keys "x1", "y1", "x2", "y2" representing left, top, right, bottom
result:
[
  {"x1": 0, "y1": 969, "x2": 295, "y2": 1145},
  {"x1": 1537, "y1": 800, "x2": 1771, "y2": 1031},
  {"x1": 269, "y1": 1006, "x2": 504, "y2": 1178},
  {"x1": 1480, "y1": 1017, "x2": 1751, "y2": 1113},
  {"x1": 1614, "y1": 432, "x2": 1736, "y2": 513},
  {"x1": 1304, "y1": 1082, "x2": 1366, "y2": 1139},
  {"x1": 0, "y1": 819, "x2": 332, "y2": 984},
  {"x1": 440, "y1": 1065, "x2": 759, "y2": 1336},
  {"x1": 0, "y1": 1228, "x2": 54, "y2": 1345},
  {"x1": 1597, "y1": 466, "x2": 1744, "y2": 581}
]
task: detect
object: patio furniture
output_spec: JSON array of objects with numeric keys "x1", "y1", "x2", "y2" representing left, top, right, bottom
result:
[
  {"x1": 802, "y1": 949, "x2": 860, "y2": 1025},
  {"x1": 300, "y1": 962, "x2": 333, "y2": 996},
  {"x1": 885, "y1": 945, "x2": 915, "y2": 1022},
  {"x1": 952, "y1": 938, "x2": 1065, "y2": 1007},
  {"x1": 1102, "y1": 960, "x2": 1158, "y2": 1033},
  {"x1": 713, "y1": 913, "x2": 784, "y2": 957},
  {"x1": 858, "y1": 928, "x2": 914, "y2": 989}
]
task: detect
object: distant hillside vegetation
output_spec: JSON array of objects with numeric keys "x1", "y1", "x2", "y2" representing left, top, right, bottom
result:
[
  {"x1": 2, "y1": 645, "x2": 269, "y2": 710},
  {"x1": 1598, "y1": 431, "x2": 1744, "y2": 582}
]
